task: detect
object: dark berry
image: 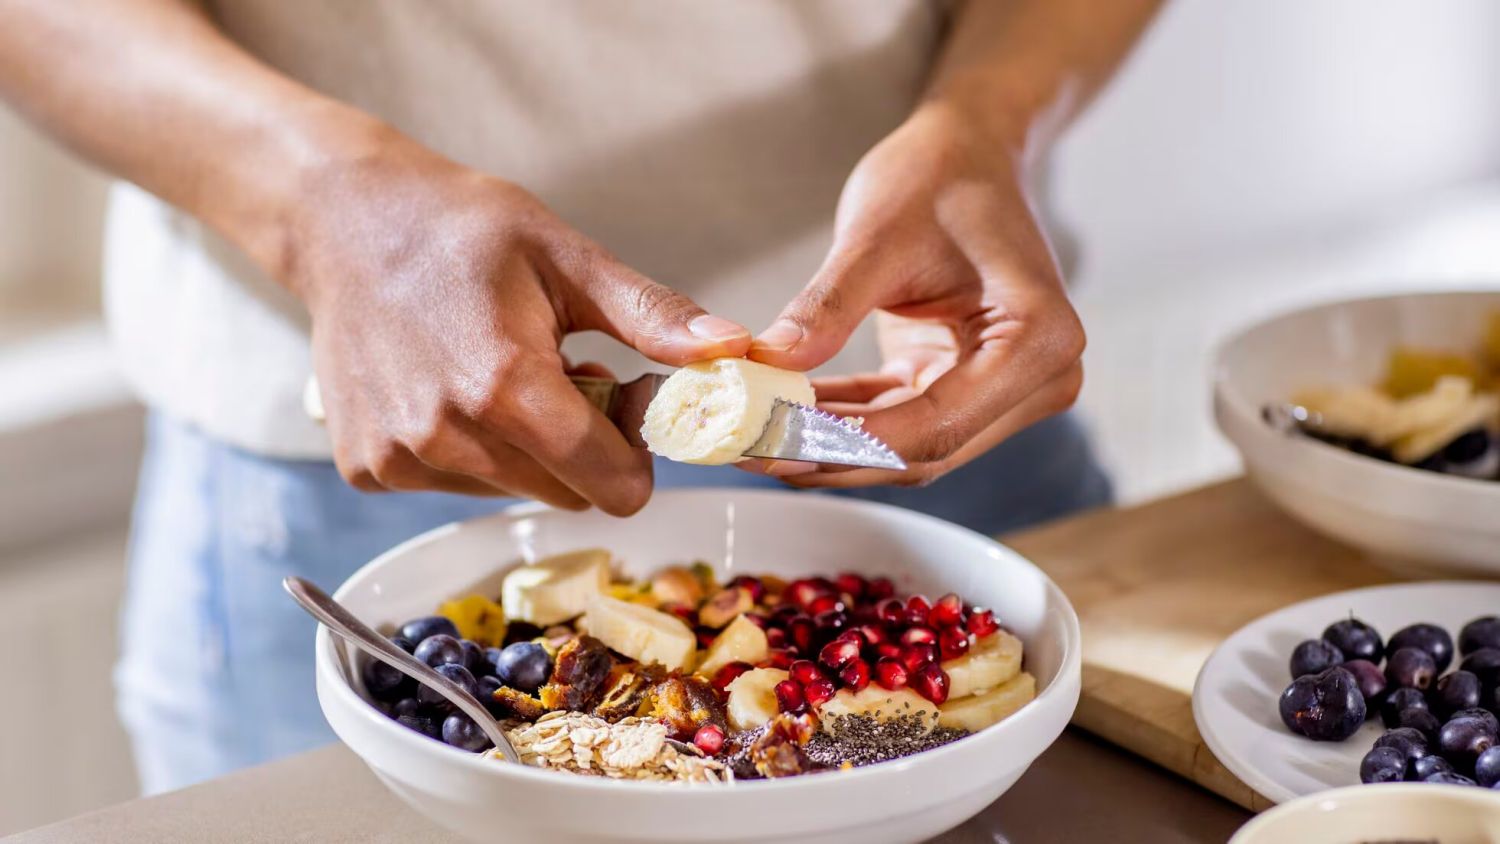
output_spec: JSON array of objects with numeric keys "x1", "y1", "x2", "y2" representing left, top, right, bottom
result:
[
  {"x1": 1460, "y1": 648, "x2": 1500, "y2": 694},
  {"x1": 1381, "y1": 687, "x2": 1428, "y2": 728},
  {"x1": 501, "y1": 621, "x2": 544, "y2": 646},
  {"x1": 391, "y1": 697, "x2": 421, "y2": 720},
  {"x1": 1374, "y1": 727, "x2": 1428, "y2": 765},
  {"x1": 441, "y1": 713, "x2": 491, "y2": 751},
  {"x1": 1323, "y1": 618, "x2": 1384, "y2": 664},
  {"x1": 1278, "y1": 667, "x2": 1366, "y2": 741},
  {"x1": 413, "y1": 634, "x2": 465, "y2": 668},
  {"x1": 362, "y1": 658, "x2": 413, "y2": 702},
  {"x1": 399, "y1": 616, "x2": 459, "y2": 645},
  {"x1": 1341, "y1": 659, "x2": 1386, "y2": 706},
  {"x1": 1432, "y1": 671, "x2": 1483, "y2": 719},
  {"x1": 396, "y1": 713, "x2": 442, "y2": 740},
  {"x1": 460, "y1": 640, "x2": 487, "y2": 676},
  {"x1": 1386, "y1": 623, "x2": 1454, "y2": 673},
  {"x1": 1410, "y1": 754, "x2": 1453, "y2": 781},
  {"x1": 1359, "y1": 746, "x2": 1407, "y2": 783},
  {"x1": 493, "y1": 641, "x2": 551, "y2": 693},
  {"x1": 1475, "y1": 746, "x2": 1500, "y2": 787},
  {"x1": 390, "y1": 636, "x2": 416, "y2": 654},
  {"x1": 1451, "y1": 708, "x2": 1499, "y2": 736},
  {"x1": 1397, "y1": 708, "x2": 1443, "y2": 744},
  {"x1": 416, "y1": 663, "x2": 477, "y2": 709},
  {"x1": 1438, "y1": 716, "x2": 1497, "y2": 771},
  {"x1": 1290, "y1": 639, "x2": 1344, "y2": 679},
  {"x1": 1459, "y1": 617, "x2": 1500, "y2": 656},
  {"x1": 1384, "y1": 647, "x2": 1436, "y2": 691},
  {"x1": 476, "y1": 675, "x2": 504, "y2": 717},
  {"x1": 1424, "y1": 771, "x2": 1478, "y2": 786}
]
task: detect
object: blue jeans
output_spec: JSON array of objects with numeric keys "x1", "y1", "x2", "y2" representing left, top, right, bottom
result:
[{"x1": 116, "y1": 411, "x2": 1110, "y2": 794}]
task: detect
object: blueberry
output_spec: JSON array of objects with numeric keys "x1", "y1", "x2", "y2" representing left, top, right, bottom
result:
[
  {"x1": 1450, "y1": 708, "x2": 1499, "y2": 736},
  {"x1": 417, "y1": 663, "x2": 477, "y2": 709},
  {"x1": 494, "y1": 641, "x2": 552, "y2": 693},
  {"x1": 1476, "y1": 746, "x2": 1500, "y2": 788},
  {"x1": 1424, "y1": 771, "x2": 1477, "y2": 786},
  {"x1": 1411, "y1": 754, "x2": 1453, "y2": 781},
  {"x1": 1460, "y1": 648, "x2": 1500, "y2": 694},
  {"x1": 1342, "y1": 659, "x2": 1387, "y2": 706},
  {"x1": 1382, "y1": 687, "x2": 1429, "y2": 728},
  {"x1": 396, "y1": 713, "x2": 442, "y2": 740},
  {"x1": 413, "y1": 634, "x2": 466, "y2": 668},
  {"x1": 1360, "y1": 746, "x2": 1407, "y2": 783},
  {"x1": 1459, "y1": 617, "x2": 1500, "y2": 656},
  {"x1": 1386, "y1": 623, "x2": 1454, "y2": 674},
  {"x1": 1374, "y1": 727, "x2": 1429, "y2": 764},
  {"x1": 1323, "y1": 618, "x2": 1383, "y2": 664},
  {"x1": 476, "y1": 675, "x2": 504, "y2": 717},
  {"x1": 460, "y1": 639, "x2": 487, "y2": 676},
  {"x1": 1438, "y1": 716, "x2": 1497, "y2": 772},
  {"x1": 399, "y1": 616, "x2": 459, "y2": 645},
  {"x1": 441, "y1": 713, "x2": 492, "y2": 752},
  {"x1": 1290, "y1": 639, "x2": 1344, "y2": 679},
  {"x1": 390, "y1": 636, "x2": 416, "y2": 654},
  {"x1": 1385, "y1": 647, "x2": 1437, "y2": 691},
  {"x1": 1398, "y1": 708, "x2": 1443, "y2": 744},
  {"x1": 501, "y1": 621, "x2": 545, "y2": 646},
  {"x1": 1440, "y1": 429, "x2": 1494, "y2": 478},
  {"x1": 1279, "y1": 666, "x2": 1366, "y2": 741},
  {"x1": 1432, "y1": 671, "x2": 1483, "y2": 719},
  {"x1": 361, "y1": 657, "x2": 413, "y2": 702},
  {"x1": 391, "y1": 697, "x2": 421, "y2": 720}
]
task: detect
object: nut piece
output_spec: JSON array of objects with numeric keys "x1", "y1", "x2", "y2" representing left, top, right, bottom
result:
[
  {"x1": 699, "y1": 586, "x2": 754, "y2": 629},
  {"x1": 650, "y1": 567, "x2": 705, "y2": 607}
]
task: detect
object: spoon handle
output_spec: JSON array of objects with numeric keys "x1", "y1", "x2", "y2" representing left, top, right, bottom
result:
[{"x1": 282, "y1": 576, "x2": 519, "y2": 762}]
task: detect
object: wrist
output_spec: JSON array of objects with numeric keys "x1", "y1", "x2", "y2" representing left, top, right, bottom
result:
[{"x1": 918, "y1": 69, "x2": 1065, "y2": 168}]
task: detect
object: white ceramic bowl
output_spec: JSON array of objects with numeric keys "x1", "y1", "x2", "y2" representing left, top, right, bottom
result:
[
  {"x1": 314, "y1": 489, "x2": 1082, "y2": 844},
  {"x1": 1228, "y1": 784, "x2": 1500, "y2": 844},
  {"x1": 1214, "y1": 288, "x2": 1500, "y2": 575}
]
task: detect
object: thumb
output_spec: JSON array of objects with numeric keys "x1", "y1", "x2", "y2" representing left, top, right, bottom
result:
[
  {"x1": 569, "y1": 255, "x2": 751, "y2": 366},
  {"x1": 749, "y1": 247, "x2": 885, "y2": 371}
]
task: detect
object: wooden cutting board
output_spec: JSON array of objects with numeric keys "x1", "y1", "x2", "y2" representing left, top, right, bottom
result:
[{"x1": 1000, "y1": 478, "x2": 1411, "y2": 811}]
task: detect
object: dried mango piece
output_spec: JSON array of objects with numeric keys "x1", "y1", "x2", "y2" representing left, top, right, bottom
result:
[
  {"x1": 1381, "y1": 347, "x2": 1481, "y2": 399},
  {"x1": 437, "y1": 594, "x2": 507, "y2": 646},
  {"x1": 1482, "y1": 311, "x2": 1500, "y2": 374}
]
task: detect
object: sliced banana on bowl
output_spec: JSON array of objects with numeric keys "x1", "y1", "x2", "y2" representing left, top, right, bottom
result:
[
  {"x1": 938, "y1": 672, "x2": 1036, "y2": 732},
  {"x1": 641, "y1": 357, "x2": 815, "y2": 465},
  {"x1": 696, "y1": 614, "x2": 769, "y2": 677},
  {"x1": 583, "y1": 594, "x2": 698, "y2": 673},
  {"x1": 500, "y1": 548, "x2": 610, "y2": 626},
  {"x1": 725, "y1": 667, "x2": 789, "y2": 731},
  {"x1": 943, "y1": 630, "x2": 1023, "y2": 700}
]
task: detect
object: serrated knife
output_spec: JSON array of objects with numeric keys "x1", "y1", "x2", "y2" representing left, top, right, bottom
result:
[{"x1": 305, "y1": 374, "x2": 907, "y2": 471}]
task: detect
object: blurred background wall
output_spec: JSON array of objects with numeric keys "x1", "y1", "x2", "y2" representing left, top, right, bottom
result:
[{"x1": 2, "y1": 0, "x2": 1499, "y2": 834}]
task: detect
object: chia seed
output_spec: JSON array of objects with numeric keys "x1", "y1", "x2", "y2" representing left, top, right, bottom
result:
[{"x1": 802, "y1": 713, "x2": 969, "y2": 768}]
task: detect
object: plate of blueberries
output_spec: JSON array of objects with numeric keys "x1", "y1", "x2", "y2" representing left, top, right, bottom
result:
[{"x1": 1193, "y1": 581, "x2": 1500, "y2": 803}]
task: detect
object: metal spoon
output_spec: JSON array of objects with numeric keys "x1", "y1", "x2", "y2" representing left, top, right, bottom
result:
[
  {"x1": 1262, "y1": 401, "x2": 1328, "y2": 436},
  {"x1": 282, "y1": 575, "x2": 520, "y2": 763}
]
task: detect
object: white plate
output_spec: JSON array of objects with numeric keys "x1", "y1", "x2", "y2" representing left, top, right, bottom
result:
[{"x1": 1193, "y1": 581, "x2": 1500, "y2": 804}]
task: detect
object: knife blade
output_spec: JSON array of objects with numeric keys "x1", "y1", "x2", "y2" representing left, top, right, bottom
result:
[{"x1": 573, "y1": 374, "x2": 907, "y2": 471}]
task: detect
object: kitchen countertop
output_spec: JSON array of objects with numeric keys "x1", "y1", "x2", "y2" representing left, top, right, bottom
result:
[{"x1": 6, "y1": 731, "x2": 1250, "y2": 843}]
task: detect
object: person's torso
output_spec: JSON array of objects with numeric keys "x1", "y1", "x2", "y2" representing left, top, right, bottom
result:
[{"x1": 104, "y1": 0, "x2": 947, "y2": 457}]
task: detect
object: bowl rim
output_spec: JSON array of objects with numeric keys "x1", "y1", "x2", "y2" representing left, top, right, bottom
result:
[
  {"x1": 1211, "y1": 286, "x2": 1500, "y2": 498},
  {"x1": 1228, "y1": 782, "x2": 1500, "y2": 843},
  {"x1": 315, "y1": 487, "x2": 1083, "y2": 795}
]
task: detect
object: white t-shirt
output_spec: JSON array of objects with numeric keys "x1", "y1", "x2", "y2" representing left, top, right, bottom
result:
[{"x1": 103, "y1": 0, "x2": 947, "y2": 458}]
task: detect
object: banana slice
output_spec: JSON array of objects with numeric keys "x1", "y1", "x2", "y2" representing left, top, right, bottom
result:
[
  {"x1": 1393, "y1": 389, "x2": 1499, "y2": 464},
  {"x1": 725, "y1": 667, "x2": 789, "y2": 731},
  {"x1": 937, "y1": 671, "x2": 1036, "y2": 732},
  {"x1": 500, "y1": 548, "x2": 610, "y2": 626},
  {"x1": 944, "y1": 630, "x2": 1023, "y2": 700},
  {"x1": 696, "y1": 614, "x2": 769, "y2": 677},
  {"x1": 583, "y1": 594, "x2": 697, "y2": 672},
  {"x1": 818, "y1": 687, "x2": 939, "y2": 734},
  {"x1": 641, "y1": 358, "x2": 816, "y2": 465}
]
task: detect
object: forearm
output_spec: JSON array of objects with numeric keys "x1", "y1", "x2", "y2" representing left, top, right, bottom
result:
[
  {"x1": 0, "y1": 0, "x2": 387, "y2": 287},
  {"x1": 927, "y1": 0, "x2": 1162, "y2": 158}
]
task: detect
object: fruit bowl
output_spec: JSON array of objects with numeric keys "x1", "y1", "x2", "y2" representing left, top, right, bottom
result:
[
  {"x1": 314, "y1": 489, "x2": 1081, "y2": 844},
  {"x1": 1213, "y1": 288, "x2": 1500, "y2": 575},
  {"x1": 1227, "y1": 784, "x2": 1500, "y2": 844}
]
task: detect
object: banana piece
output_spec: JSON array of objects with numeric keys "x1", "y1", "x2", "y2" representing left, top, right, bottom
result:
[
  {"x1": 583, "y1": 594, "x2": 697, "y2": 672},
  {"x1": 938, "y1": 671, "x2": 1036, "y2": 732},
  {"x1": 943, "y1": 630, "x2": 1023, "y2": 700},
  {"x1": 641, "y1": 357, "x2": 816, "y2": 465},
  {"x1": 500, "y1": 548, "x2": 610, "y2": 626},
  {"x1": 725, "y1": 667, "x2": 788, "y2": 731},
  {"x1": 1393, "y1": 389, "x2": 1498, "y2": 464},
  {"x1": 818, "y1": 686, "x2": 939, "y2": 734},
  {"x1": 696, "y1": 614, "x2": 769, "y2": 677}
]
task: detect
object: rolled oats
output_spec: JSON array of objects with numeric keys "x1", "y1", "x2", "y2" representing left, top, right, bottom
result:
[{"x1": 487, "y1": 712, "x2": 731, "y2": 783}]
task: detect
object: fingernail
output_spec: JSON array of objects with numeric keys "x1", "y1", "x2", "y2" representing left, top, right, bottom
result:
[
  {"x1": 754, "y1": 320, "x2": 803, "y2": 352},
  {"x1": 689, "y1": 315, "x2": 750, "y2": 343}
]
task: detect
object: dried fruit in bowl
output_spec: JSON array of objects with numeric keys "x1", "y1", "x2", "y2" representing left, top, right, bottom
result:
[
  {"x1": 436, "y1": 594, "x2": 506, "y2": 647},
  {"x1": 538, "y1": 635, "x2": 614, "y2": 712},
  {"x1": 1381, "y1": 347, "x2": 1483, "y2": 399}
]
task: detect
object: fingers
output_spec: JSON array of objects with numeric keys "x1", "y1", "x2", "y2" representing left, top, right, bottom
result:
[
  {"x1": 749, "y1": 244, "x2": 895, "y2": 371},
  {"x1": 555, "y1": 243, "x2": 750, "y2": 366},
  {"x1": 810, "y1": 372, "x2": 906, "y2": 404}
]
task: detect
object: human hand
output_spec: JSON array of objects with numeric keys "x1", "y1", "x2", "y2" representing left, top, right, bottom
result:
[
  {"x1": 748, "y1": 102, "x2": 1084, "y2": 487},
  {"x1": 291, "y1": 130, "x2": 750, "y2": 513}
]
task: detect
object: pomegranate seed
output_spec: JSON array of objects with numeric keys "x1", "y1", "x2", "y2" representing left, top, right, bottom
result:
[
  {"x1": 814, "y1": 609, "x2": 849, "y2": 634},
  {"x1": 905, "y1": 595, "x2": 932, "y2": 626},
  {"x1": 939, "y1": 626, "x2": 971, "y2": 660},
  {"x1": 803, "y1": 677, "x2": 837, "y2": 709},
  {"x1": 928, "y1": 593, "x2": 965, "y2": 629},
  {"x1": 874, "y1": 656, "x2": 909, "y2": 690},
  {"x1": 819, "y1": 637, "x2": 861, "y2": 669},
  {"x1": 693, "y1": 723, "x2": 726, "y2": 755},
  {"x1": 967, "y1": 608, "x2": 999, "y2": 638},
  {"x1": 743, "y1": 612, "x2": 770, "y2": 629},
  {"x1": 852, "y1": 624, "x2": 887, "y2": 646},
  {"x1": 834, "y1": 573, "x2": 868, "y2": 601},
  {"x1": 694, "y1": 626, "x2": 717, "y2": 649},
  {"x1": 901, "y1": 626, "x2": 938, "y2": 646},
  {"x1": 900, "y1": 643, "x2": 938, "y2": 672},
  {"x1": 770, "y1": 605, "x2": 801, "y2": 625},
  {"x1": 808, "y1": 595, "x2": 843, "y2": 616},
  {"x1": 726, "y1": 575, "x2": 766, "y2": 603},
  {"x1": 839, "y1": 658, "x2": 871, "y2": 692},
  {"x1": 788, "y1": 580, "x2": 827, "y2": 610},
  {"x1": 789, "y1": 659, "x2": 825, "y2": 686},
  {"x1": 764, "y1": 627, "x2": 788, "y2": 649},
  {"x1": 711, "y1": 661, "x2": 753, "y2": 693},
  {"x1": 662, "y1": 603, "x2": 698, "y2": 625},
  {"x1": 875, "y1": 598, "x2": 906, "y2": 626},
  {"x1": 867, "y1": 577, "x2": 896, "y2": 601},
  {"x1": 875, "y1": 641, "x2": 903, "y2": 661},
  {"x1": 787, "y1": 617, "x2": 816, "y2": 653},
  {"x1": 912, "y1": 663, "x2": 950, "y2": 704},
  {"x1": 774, "y1": 679, "x2": 806, "y2": 713},
  {"x1": 762, "y1": 648, "x2": 795, "y2": 669}
]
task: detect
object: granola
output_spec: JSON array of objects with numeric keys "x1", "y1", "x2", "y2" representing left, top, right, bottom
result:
[{"x1": 488, "y1": 711, "x2": 731, "y2": 783}]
